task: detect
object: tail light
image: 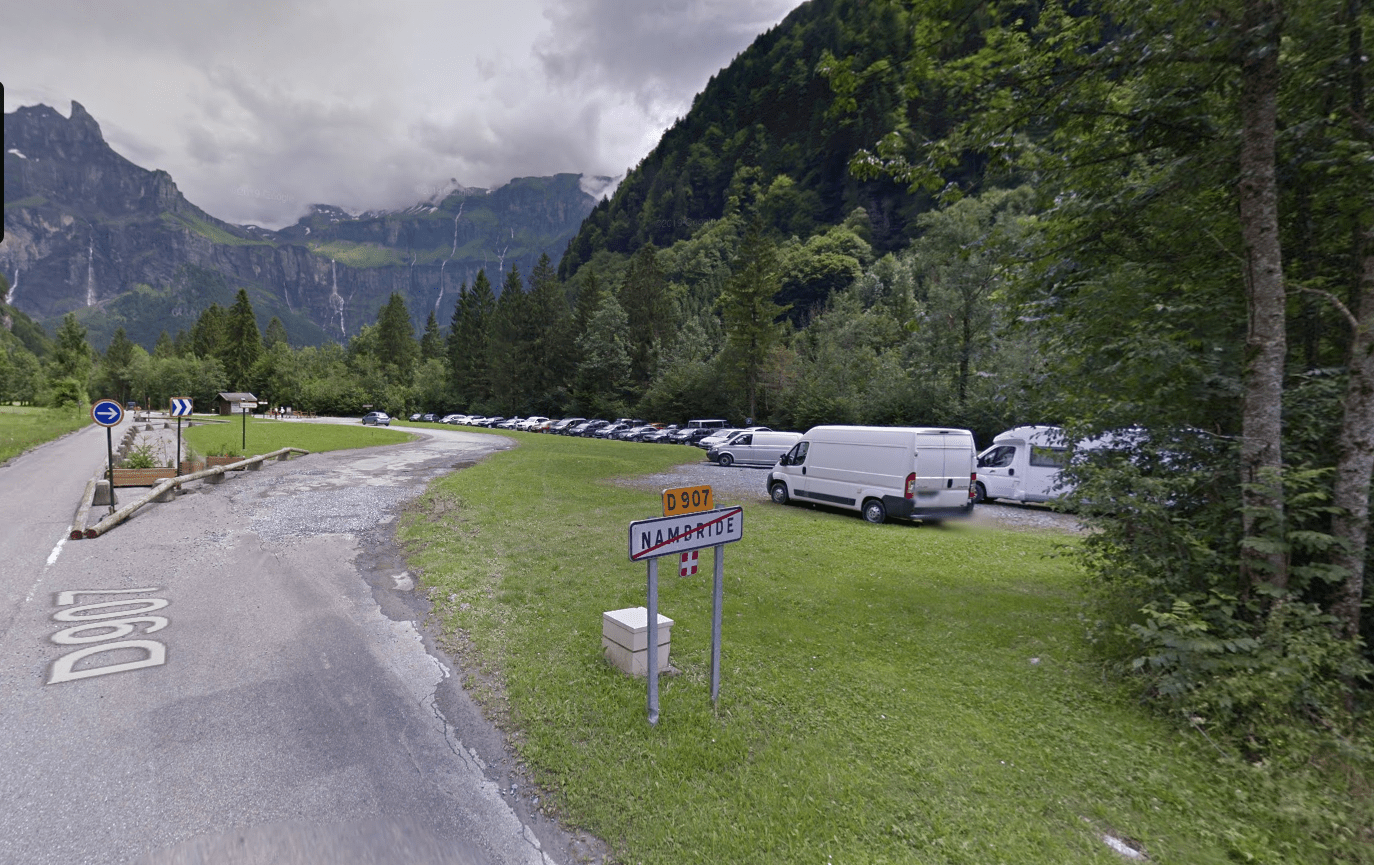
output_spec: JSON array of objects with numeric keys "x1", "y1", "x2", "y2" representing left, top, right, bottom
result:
[
  {"x1": 904, "y1": 472, "x2": 916, "y2": 499},
  {"x1": 969, "y1": 472, "x2": 977, "y2": 499}
]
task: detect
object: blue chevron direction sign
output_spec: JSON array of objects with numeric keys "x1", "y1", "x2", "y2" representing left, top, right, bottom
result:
[
  {"x1": 169, "y1": 397, "x2": 193, "y2": 416},
  {"x1": 91, "y1": 399, "x2": 123, "y2": 427}
]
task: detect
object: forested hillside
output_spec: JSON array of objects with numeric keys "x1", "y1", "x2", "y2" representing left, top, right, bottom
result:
[{"x1": 2, "y1": 1, "x2": 1370, "y2": 824}]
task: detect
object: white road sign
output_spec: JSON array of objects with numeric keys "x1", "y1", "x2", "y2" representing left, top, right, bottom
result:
[
  {"x1": 629, "y1": 506, "x2": 743, "y2": 561},
  {"x1": 170, "y1": 397, "x2": 193, "y2": 416}
]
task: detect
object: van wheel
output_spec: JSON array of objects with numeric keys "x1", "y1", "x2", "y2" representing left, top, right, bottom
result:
[
  {"x1": 974, "y1": 482, "x2": 989, "y2": 504},
  {"x1": 770, "y1": 483, "x2": 789, "y2": 505},
  {"x1": 718, "y1": 453, "x2": 734, "y2": 467},
  {"x1": 862, "y1": 499, "x2": 887, "y2": 524}
]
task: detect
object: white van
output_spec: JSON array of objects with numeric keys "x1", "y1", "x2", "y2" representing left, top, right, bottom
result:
[
  {"x1": 975, "y1": 425, "x2": 1070, "y2": 504},
  {"x1": 767, "y1": 426, "x2": 976, "y2": 523},
  {"x1": 708, "y1": 431, "x2": 803, "y2": 467}
]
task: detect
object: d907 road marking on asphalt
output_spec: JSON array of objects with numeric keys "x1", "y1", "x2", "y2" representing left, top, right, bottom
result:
[{"x1": 47, "y1": 588, "x2": 169, "y2": 685}]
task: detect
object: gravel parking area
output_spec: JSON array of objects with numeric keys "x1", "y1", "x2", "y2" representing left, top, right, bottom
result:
[{"x1": 615, "y1": 454, "x2": 1085, "y2": 533}]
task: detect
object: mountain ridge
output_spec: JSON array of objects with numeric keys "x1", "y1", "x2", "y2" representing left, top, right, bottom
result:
[{"x1": 2, "y1": 101, "x2": 599, "y2": 349}]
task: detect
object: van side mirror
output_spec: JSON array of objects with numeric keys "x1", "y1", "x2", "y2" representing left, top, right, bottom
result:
[{"x1": 779, "y1": 455, "x2": 791, "y2": 466}]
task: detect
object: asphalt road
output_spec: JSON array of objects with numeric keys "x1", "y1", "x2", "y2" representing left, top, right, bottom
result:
[{"x1": 0, "y1": 417, "x2": 572, "y2": 865}]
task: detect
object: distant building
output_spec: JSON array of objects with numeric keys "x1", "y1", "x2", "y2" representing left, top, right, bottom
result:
[{"x1": 214, "y1": 392, "x2": 258, "y2": 416}]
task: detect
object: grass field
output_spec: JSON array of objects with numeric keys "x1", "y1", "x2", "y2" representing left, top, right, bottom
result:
[
  {"x1": 181, "y1": 416, "x2": 415, "y2": 457},
  {"x1": 0, "y1": 405, "x2": 92, "y2": 463},
  {"x1": 400, "y1": 430, "x2": 1370, "y2": 865}
]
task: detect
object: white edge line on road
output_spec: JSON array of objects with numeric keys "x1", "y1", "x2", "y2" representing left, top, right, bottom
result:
[{"x1": 24, "y1": 527, "x2": 71, "y2": 604}]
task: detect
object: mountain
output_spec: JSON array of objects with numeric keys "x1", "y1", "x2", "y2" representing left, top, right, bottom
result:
[
  {"x1": 558, "y1": 0, "x2": 975, "y2": 282},
  {"x1": 2, "y1": 102, "x2": 602, "y2": 349}
]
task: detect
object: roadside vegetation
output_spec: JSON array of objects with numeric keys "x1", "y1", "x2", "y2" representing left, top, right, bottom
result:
[
  {"x1": 0, "y1": 404, "x2": 91, "y2": 463},
  {"x1": 401, "y1": 432, "x2": 1371, "y2": 864},
  {"x1": 181, "y1": 416, "x2": 413, "y2": 458}
]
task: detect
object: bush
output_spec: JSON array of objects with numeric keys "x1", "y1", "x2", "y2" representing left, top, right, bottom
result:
[{"x1": 120, "y1": 443, "x2": 158, "y2": 469}]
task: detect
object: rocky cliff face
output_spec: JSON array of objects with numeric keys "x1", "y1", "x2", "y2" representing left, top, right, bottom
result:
[{"x1": 2, "y1": 102, "x2": 600, "y2": 348}]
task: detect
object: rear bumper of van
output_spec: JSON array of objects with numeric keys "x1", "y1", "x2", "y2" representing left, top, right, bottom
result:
[{"x1": 883, "y1": 495, "x2": 972, "y2": 520}]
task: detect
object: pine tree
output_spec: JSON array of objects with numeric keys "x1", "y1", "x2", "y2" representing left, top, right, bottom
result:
[
  {"x1": 526, "y1": 253, "x2": 573, "y2": 409},
  {"x1": 718, "y1": 220, "x2": 789, "y2": 420},
  {"x1": 51, "y1": 313, "x2": 93, "y2": 383},
  {"x1": 375, "y1": 292, "x2": 419, "y2": 383},
  {"x1": 222, "y1": 289, "x2": 263, "y2": 391},
  {"x1": 420, "y1": 310, "x2": 444, "y2": 361},
  {"x1": 153, "y1": 330, "x2": 176, "y2": 359},
  {"x1": 191, "y1": 304, "x2": 227, "y2": 360},
  {"x1": 450, "y1": 271, "x2": 496, "y2": 407},
  {"x1": 100, "y1": 327, "x2": 136, "y2": 404},
  {"x1": 264, "y1": 316, "x2": 289, "y2": 350},
  {"x1": 489, "y1": 266, "x2": 531, "y2": 412},
  {"x1": 619, "y1": 244, "x2": 671, "y2": 388}
]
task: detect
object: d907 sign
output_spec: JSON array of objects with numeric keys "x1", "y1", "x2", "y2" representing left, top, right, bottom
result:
[{"x1": 662, "y1": 485, "x2": 712, "y2": 517}]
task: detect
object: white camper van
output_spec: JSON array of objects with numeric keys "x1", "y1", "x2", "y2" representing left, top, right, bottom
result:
[
  {"x1": 975, "y1": 425, "x2": 1070, "y2": 504},
  {"x1": 767, "y1": 426, "x2": 977, "y2": 523}
]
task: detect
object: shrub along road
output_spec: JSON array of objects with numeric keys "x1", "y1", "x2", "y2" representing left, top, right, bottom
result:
[{"x1": 0, "y1": 417, "x2": 580, "y2": 865}]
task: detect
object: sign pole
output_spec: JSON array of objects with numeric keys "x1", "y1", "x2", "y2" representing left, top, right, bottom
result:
[
  {"x1": 646, "y1": 556, "x2": 660, "y2": 726},
  {"x1": 242, "y1": 405, "x2": 247, "y2": 451},
  {"x1": 711, "y1": 543, "x2": 724, "y2": 705},
  {"x1": 176, "y1": 416, "x2": 182, "y2": 476},
  {"x1": 105, "y1": 425, "x2": 115, "y2": 514}
]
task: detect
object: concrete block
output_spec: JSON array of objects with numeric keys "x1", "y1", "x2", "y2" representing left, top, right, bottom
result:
[
  {"x1": 602, "y1": 607, "x2": 672, "y2": 676},
  {"x1": 205, "y1": 470, "x2": 226, "y2": 485},
  {"x1": 153, "y1": 486, "x2": 176, "y2": 503},
  {"x1": 92, "y1": 480, "x2": 117, "y2": 507},
  {"x1": 246, "y1": 460, "x2": 262, "y2": 471}
]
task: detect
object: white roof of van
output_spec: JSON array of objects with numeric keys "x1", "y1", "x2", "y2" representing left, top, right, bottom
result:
[{"x1": 992, "y1": 425, "x2": 1065, "y2": 446}]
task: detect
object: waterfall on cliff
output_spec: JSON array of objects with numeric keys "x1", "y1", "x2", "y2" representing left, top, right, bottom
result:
[{"x1": 329, "y1": 259, "x2": 347, "y2": 339}]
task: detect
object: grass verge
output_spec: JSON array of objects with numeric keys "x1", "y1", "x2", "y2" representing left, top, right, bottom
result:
[
  {"x1": 401, "y1": 431, "x2": 1368, "y2": 864},
  {"x1": 182, "y1": 416, "x2": 414, "y2": 457},
  {"x1": 0, "y1": 405, "x2": 92, "y2": 463}
]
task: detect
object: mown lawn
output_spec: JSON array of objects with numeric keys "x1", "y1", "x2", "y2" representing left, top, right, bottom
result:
[
  {"x1": 0, "y1": 405, "x2": 92, "y2": 463},
  {"x1": 401, "y1": 431, "x2": 1368, "y2": 865},
  {"x1": 182, "y1": 416, "x2": 414, "y2": 457}
]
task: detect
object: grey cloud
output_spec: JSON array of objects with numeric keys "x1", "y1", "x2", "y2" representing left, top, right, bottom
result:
[{"x1": 2, "y1": 0, "x2": 804, "y2": 228}]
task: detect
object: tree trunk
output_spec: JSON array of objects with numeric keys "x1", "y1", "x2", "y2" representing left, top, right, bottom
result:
[
  {"x1": 1330, "y1": 225, "x2": 1374, "y2": 641},
  {"x1": 1236, "y1": 0, "x2": 1288, "y2": 593}
]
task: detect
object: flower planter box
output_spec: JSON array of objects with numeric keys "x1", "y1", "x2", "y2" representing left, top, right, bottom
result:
[
  {"x1": 206, "y1": 455, "x2": 246, "y2": 470},
  {"x1": 179, "y1": 460, "x2": 205, "y2": 474},
  {"x1": 111, "y1": 467, "x2": 177, "y2": 487}
]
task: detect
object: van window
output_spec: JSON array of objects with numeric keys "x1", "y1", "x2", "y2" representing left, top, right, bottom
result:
[
  {"x1": 734, "y1": 434, "x2": 752, "y2": 446},
  {"x1": 979, "y1": 446, "x2": 1015, "y2": 468},
  {"x1": 1030, "y1": 446, "x2": 1068, "y2": 468},
  {"x1": 786, "y1": 441, "x2": 809, "y2": 465}
]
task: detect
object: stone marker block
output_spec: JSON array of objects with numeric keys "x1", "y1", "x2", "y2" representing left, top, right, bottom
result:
[
  {"x1": 602, "y1": 606, "x2": 673, "y2": 676},
  {"x1": 92, "y1": 480, "x2": 117, "y2": 507},
  {"x1": 205, "y1": 470, "x2": 226, "y2": 485},
  {"x1": 153, "y1": 486, "x2": 176, "y2": 503},
  {"x1": 246, "y1": 460, "x2": 262, "y2": 471}
]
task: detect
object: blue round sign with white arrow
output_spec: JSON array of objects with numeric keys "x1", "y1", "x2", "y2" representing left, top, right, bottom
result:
[{"x1": 91, "y1": 399, "x2": 124, "y2": 427}]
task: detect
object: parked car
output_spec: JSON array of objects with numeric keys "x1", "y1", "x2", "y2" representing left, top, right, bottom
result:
[
  {"x1": 670, "y1": 427, "x2": 715, "y2": 445},
  {"x1": 616, "y1": 424, "x2": 659, "y2": 441},
  {"x1": 409, "y1": 413, "x2": 424, "y2": 421},
  {"x1": 517, "y1": 416, "x2": 551, "y2": 431},
  {"x1": 596, "y1": 422, "x2": 632, "y2": 438},
  {"x1": 362, "y1": 412, "x2": 391, "y2": 426},
  {"x1": 686, "y1": 418, "x2": 730, "y2": 431},
  {"x1": 441, "y1": 414, "x2": 462, "y2": 424},
  {"x1": 479, "y1": 416, "x2": 505, "y2": 428},
  {"x1": 641, "y1": 425, "x2": 679, "y2": 443},
  {"x1": 573, "y1": 419, "x2": 609, "y2": 436},
  {"x1": 697, "y1": 428, "x2": 744, "y2": 450},
  {"x1": 767, "y1": 425, "x2": 976, "y2": 523},
  {"x1": 708, "y1": 431, "x2": 803, "y2": 466},
  {"x1": 550, "y1": 417, "x2": 585, "y2": 434},
  {"x1": 422, "y1": 413, "x2": 438, "y2": 423}
]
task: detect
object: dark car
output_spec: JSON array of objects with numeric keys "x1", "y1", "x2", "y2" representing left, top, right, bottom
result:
[
  {"x1": 641, "y1": 425, "x2": 679, "y2": 443},
  {"x1": 422, "y1": 413, "x2": 438, "y2": 423},
  {"x1": 596, "y1": 422, "x2": 631, "y2": 439},
  {"x1": 672, "y1": 427, "x2": 716, "y2": 445},
  {"x1": 409, "y1": 413, "x2": 423, "y2": 421},
  {"x1": 572, "y1": 419, "x2": 609, "y2": 436},
  {"x1": 551, "y1": 417, "x2": 586, "y2": 434},
  {"x1": 362, "y1": 411, "x2": 391, "y2": 426},
  {"x1": 480, "y1": 416, "x2": 506, "y2": 428}
]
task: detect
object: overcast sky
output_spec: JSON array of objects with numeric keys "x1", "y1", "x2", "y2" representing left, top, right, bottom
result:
[{"x1": 2, "y1": 0, "x2": 804, "y2": 228}]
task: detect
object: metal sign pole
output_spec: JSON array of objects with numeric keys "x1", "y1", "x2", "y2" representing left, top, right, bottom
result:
[
  {"x1": 711, "y1": 543, "x2": 724, "y2": 705},
  {"x1": 105, "y1": 425, "x2": 115, "y2": 515},
  {"x1": 647, "y1": 556, "x2": 660, "y2": 726},
  {"x1": 176, "y1": 416, "x2": 182, "y2": 476},
  {"x1": 242, "y1": 406, "x2": 247, "y2": 450}
]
